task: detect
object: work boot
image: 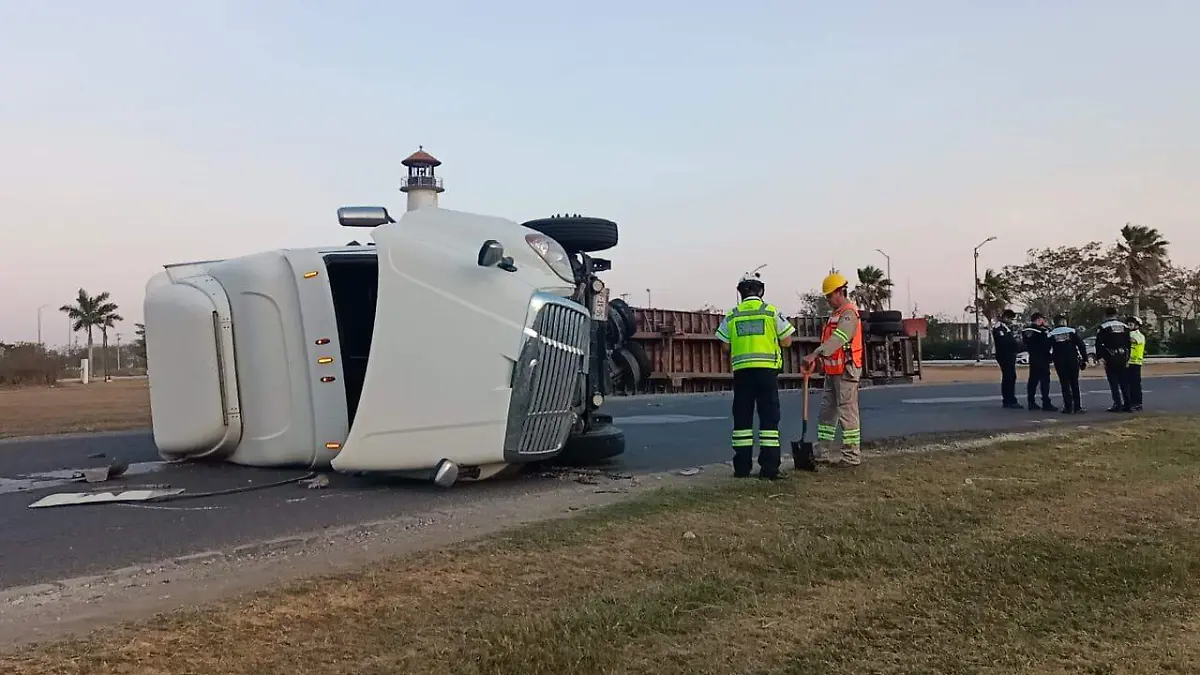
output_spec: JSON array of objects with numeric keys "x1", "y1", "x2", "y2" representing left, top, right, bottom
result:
[
  {"x1": 1041, "y1": 400, "x2": 1058, "y2": 412},
  {"x1": 1061, "y1": 405, "x2": 1074, "y2": 415},
  {"x1": 1003, "y1": 401, "x2": 1024, "y2": 409},
  {"x1": 1121, "y1": 405, "x2": 1133, "y2": 413},
  {"x1": 1028, "y1": 400, "x2": 1041, "y2": 411},
  {"x1": 1075, "y1": 405, "x2": 1087, "y2": 414},
  {"x1": 1107, "y1": 404, "x2": 1122, "y2": 413},
  {"x1": 1131, "y1": 405, "x2": 1143, "y2": 412}
]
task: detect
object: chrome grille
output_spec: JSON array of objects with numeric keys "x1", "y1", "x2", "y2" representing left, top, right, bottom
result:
[{"x1": 504, "y1": 294, "x2": 591, "y2": 459}]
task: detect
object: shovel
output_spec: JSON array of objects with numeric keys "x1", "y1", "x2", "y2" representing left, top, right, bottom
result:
[{"x1": 791, "y1": 362, "x2": 818, "y2": 472}]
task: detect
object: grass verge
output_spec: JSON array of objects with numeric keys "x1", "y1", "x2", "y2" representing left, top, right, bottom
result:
[
  {"x1": 0, "y1": 379, "x2": 150, "y2": 439},
  {"x1": 5, "y1": 416, "x2": 1200, "y2": 674}
]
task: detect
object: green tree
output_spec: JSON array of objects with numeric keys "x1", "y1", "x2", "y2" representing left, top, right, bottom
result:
[
  {"x1": 134, "y1": 322, "x2": 147, "y2": 358},
  {"x1": 974, "y1": 269, "x2": 1013, "y2": 321},
  {"x1": 1115, "y1": 223, "x2": 1170, "y2": 317},
  {"x1": 59, "y1": 289, "x2": 122, "y2": 370},
  {"x1": 851, "y1": 265, "x2": 893, "y2": 312},
  {"x1": 1000, "y1": 242, "x2": 1111, "y2": 322},
  {"x1": 794, "y1": 291, "x2": 827, "y2": 317}
]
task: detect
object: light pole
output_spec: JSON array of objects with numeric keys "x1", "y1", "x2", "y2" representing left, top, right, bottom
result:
[
  {"x1": 36, "y1": 304, "x2": 49, "y2": 348},
  {"x1": 875, "y1": 249, "x2": 892, "y2": 310},
  {"x1": 645, "y1": 288, "x2": 652, "y2": 308},
  {"x1": 973, "y1": 236, "x2": 997, "y2": 361}
]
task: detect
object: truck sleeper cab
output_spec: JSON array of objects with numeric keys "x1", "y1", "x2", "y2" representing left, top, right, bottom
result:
[{"x1": 142, "y1": 207, "x2": 590, "y2": 485}]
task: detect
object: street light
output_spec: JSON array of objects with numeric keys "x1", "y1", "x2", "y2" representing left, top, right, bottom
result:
[
  {"x1": 973, "y1": 236, "x2": 997, "y2": 361},
  {"x1": 875, "y1": 249, "x2": 892, "y2": 310},
  {"x1": 36, "y1": 304, "x2": 49, "y2": 349},
  {"x1": 646, "y1": 288, "x2": 652, "y2": 308}
]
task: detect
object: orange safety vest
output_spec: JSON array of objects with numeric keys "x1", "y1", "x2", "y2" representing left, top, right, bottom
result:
[{"x1": 820, "y1": 302, "x2": 864, "y2": 376}]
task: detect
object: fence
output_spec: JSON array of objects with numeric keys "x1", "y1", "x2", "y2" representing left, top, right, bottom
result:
[{"x1": 624, "y1": 308, "x2": 923, "y2": 394}]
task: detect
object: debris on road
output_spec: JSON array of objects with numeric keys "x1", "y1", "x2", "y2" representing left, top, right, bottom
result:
[
  {"x1": 677, "y1": 467, "x2": 701, "y2": 476},
  {"x1": 28, "y1": 488, "x2": 186, "y2": 509},
  {"x1": 301, "y1": 475, "x2": 330, "y2": 490}
]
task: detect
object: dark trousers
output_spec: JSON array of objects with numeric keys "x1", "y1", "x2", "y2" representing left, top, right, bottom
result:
[
  {"x1": 1027, "y1": 361, "x2": 1052, "y2": 405},
  {"x1": 1054, "y1": 360, "x2": 1082, "y2": 412},
  {"x1": 731, "y1": 367, "x2": 782, "y2": 477},
  {"x1": 1128, "y1": 364, "x2": 1143, "y2": 407},
  {"x1": 1104, "y1": 359, "x2": 1131, "y2": 408},
  {"x1": 997, "y1": 356, "x2": 1018, "y2": 405}
]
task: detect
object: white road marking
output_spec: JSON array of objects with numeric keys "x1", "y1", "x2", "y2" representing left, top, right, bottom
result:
[
  {"x1": 616, "y1": 415, "x2": 727, "y2": 425},
  {"x1": 903, "y1": 390, "x2": 1152, "y2": 404}
]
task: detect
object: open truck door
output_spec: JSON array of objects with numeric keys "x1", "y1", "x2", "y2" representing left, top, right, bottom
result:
[{"x1": 330, "y1": 207, "x2": 592, "y2": 479}]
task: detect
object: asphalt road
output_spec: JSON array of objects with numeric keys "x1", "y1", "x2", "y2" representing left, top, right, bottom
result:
[{"x1": 3, "y1": 375, "x2": 1199, "y2": 590}]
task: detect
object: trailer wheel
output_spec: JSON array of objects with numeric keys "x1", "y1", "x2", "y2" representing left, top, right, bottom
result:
[
  {"x1": 555, "y1": 422, "x2": 626, "y2": 465},
  {"x1": 867, "y1": 310, "x2": 903, "y2": 323},
  {"x1": 612, "y1": 343, "x2": 651, "y2": 391},
  {"x1": 608, "y1": 297, "x2": 637, "y2": 345},
  {"x1": 521, "y1": 215, "x2": 619, "y2": 254}
]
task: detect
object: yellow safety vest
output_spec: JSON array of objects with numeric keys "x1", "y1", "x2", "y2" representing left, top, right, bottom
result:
[
  {"x1": 725, "y1": 298, "x2": 784, "y2": 371},
  {"x1": 1130, "y1": 329, "x2": 1146, "y2": 365}
]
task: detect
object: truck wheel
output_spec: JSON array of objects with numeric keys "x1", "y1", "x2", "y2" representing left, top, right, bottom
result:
[
  {"x1": 555, "y1": 423, "x2": 626, "y2": 465},
  {"x1": 612, "y1": 343, "x2": 651, "y2": 390},
  {"x1": 608, "y1": 297, "x2": 637, "y2": 345},
  {"x1": 869, "y1": 320, "x2": 904, "y2": 335},
  {"x1": 868, "y1": 310, "x2": 903, "y2": 323},
  {"x1": 521, "y1": 215, "x2": 619, "y2": 254}
]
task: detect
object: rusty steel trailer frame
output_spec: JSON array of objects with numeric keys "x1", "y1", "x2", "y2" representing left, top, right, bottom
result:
[{"x1": 619, "y1": 308, "x2": 922, "y2": 395}]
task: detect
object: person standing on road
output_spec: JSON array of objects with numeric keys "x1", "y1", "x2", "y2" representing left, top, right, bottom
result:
[
  {"x1": 1021, "y1": 312, "x2": 1057, "y2": 411},
  {"x1": 715, "y1": 270, "x2": 796, "y2": 479},
  {"x1": 1096, "y1": 307, "x2": 1133, "y2": 412},
  {"x1": 1049, "y1": 314, "x2": 1088, "y2": 414},
  {"x1": 801, "y1": 273, "x2": 864, "y2": 468},
  {"x1": 993, "y1": 309, "x2": 1022, "y2": 409},
  {"x1": 1127, "y1": 316, "x2": 1146, "y2": 411}
]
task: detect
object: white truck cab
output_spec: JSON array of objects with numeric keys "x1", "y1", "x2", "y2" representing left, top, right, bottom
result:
[{"x1": 143, "y1": 206, "x2": 592, "y2": 486}]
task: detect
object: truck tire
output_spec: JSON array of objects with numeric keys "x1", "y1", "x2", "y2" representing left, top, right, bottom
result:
[
  {"x1": 555, "y1": 421, "x2": 626, "y2": 465},
  {"x1": 867, "y1": 310, "x2": 903, "y2": 323},
  {"x1": 608, "y1": 297, "x2": 637, "y2": 345},
  {"x1": 612, "y1": 343, "x2": 651, "y2": 388},
  {"x1": 869, "y1": 320, "x2": 905, "y2": 335},
  {"x1": 521, "y1": 215, "x2": 619, "y2": 254}
]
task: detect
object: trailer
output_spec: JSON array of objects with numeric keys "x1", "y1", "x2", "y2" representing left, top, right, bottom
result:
[{"x1": 143, "y1": 206, "x2": 603, "y2": 486}]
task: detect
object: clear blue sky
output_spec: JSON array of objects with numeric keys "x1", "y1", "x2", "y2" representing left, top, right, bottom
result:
[{"x1": 2, "y1": 0, "x2": 1197, "y2": 344}]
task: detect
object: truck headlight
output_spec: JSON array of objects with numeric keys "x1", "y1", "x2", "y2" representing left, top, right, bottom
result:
[{"x1": 525, "y1": 233, "x2": 575, "y2": 283}]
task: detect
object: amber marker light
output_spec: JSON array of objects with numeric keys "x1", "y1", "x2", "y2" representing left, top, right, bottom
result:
[
  {"x1": 325, "y1": 442, "x2": 342, "y2": 450},
  {"x1": 317, "y1": 357, "x2": 334, "y2": 364},
  {"x1": 303, "y1": 271, "x2": 319, "y2": 279}
]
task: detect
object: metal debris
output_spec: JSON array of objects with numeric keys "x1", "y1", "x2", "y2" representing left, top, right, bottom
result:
[
  {"x1": 677, "y1": 467, "x2": 702, "y2": 476},
  {"x1": 301, "y1": 475, "x2": 330, "y2": 490},
  {"x1": 28, "y1": 489, "x2": 185, "y2": 509},
  {"x1": 683, "y1": 531, "x2": 697, "y2": 540}
]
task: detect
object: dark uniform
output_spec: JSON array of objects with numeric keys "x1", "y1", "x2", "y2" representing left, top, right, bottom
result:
[
  {"x1": 992, "y1": 313, "x2": 1022, "y2": 408},
  {"x1": 1095, "y1": 314, "x2": 1133, "y2": 412},
  {"x1": 1021, "y1": 316, "x2": 1056, "y2": 411},
  {"x1": 1048, "y1": 317, "x2": 1088, "y2": 414},
  {"x1": 716, "y1": 278, "x2": 796, "y2": 479}
]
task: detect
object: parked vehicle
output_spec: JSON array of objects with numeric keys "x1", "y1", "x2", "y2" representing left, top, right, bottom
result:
[{"x1": 143, "y1": 206, "x2": 622, "y2": 487}]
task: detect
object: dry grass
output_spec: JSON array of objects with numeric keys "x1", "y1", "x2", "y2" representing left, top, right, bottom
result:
[
  {"x1": 6, "y1": 416, "x2": 1200, "y2": 674},
  {"x1": 0, "y1": 379, "x2": 150, "y2": 439},
  {"x1": 918, "y1": 359, "x2": 1200, "y2": 384}
]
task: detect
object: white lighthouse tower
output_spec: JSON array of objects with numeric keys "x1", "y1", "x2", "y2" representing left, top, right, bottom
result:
[{"x1": 399, "y1": 146, "x2": 445, "y2": 212}]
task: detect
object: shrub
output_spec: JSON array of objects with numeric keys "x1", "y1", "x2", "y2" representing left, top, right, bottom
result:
[{"x1": 0, "y1": 342, "x2": 60, "y2": 385}]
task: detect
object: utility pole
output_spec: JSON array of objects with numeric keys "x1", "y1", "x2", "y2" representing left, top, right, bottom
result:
[
  {"x1": 875, "y1": 249, "x2": 892, "y2": 310},
  {"x1": 973, "y1": 236, "x2": 997, "y2": 361},
  {"x1": 645, "y1": 288, "x2": 652, "y2": 308},
  {"x1": 36, "y1": 304, "x2": 49, "y2": 349},
  {"x1": 116, "y1": 332, "x2": 122, "y2": 371}
]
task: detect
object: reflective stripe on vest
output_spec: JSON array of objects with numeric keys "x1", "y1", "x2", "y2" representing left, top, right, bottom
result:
[
  {"x1": 728, "y1": 299, "x2": 783, "y2": 371},
  {"x1": 820, "y1": 302, "x2": 863, "y2": 376},
  {"x1": 1130, "y1": 330, "x2": 1146, "y2": 365}
]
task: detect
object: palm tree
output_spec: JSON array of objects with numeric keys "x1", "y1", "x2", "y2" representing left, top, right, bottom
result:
[
  {"x1": 1115, "y1": 223, "x2": 1170, "y2": 317},
  {"x1": 99, "y1": 313, "x2": 124, "y2": 379},
  {"x1": 134, "y1": 322, "x2": 146, "y2": 359},
  {"x1": 974, "y1": 269, "x2": 1013, "y2": 321},
  {"x1": 851, "y1": 265, "x2": 893, "y2": 312},
  {"x1": 59, "y1": 289, "x2": 122, "y2": 371}
]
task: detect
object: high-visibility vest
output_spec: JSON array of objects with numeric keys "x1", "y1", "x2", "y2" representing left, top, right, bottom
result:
[
  {"x1": 1130, "y1": 329, "x2": 1146, "y2": 365},
  {"x1": 820, "y1": 302, "x2": 864, "y2": 376},
  {"x1": 727, "y1": 298, "x2": 785, "y2": 371}
]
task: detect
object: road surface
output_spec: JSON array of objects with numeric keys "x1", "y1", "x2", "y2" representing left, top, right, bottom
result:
[{"x1": 3, "y1": 375, "x2": 1199, "y2": 590}]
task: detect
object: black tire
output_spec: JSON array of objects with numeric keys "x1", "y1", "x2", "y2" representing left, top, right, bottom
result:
[
  {"x1": 867, "y1": 310, "x2": 903, "y2": 323},
  {"x1": 555, "y1": 423, "x2": 626, "y2": 465},
  {"x1": 869, "y1": 320, "x2": 904, "y2": 335},
  {"x1": 613, "y1": 343, "x2": 651, "y2": 384},
  {"x1": 521, "y1": 215, "x2": 619, "y2": 254},
  {"x1": 608, "y1": 297, "x2": 637, "y2": 345}
]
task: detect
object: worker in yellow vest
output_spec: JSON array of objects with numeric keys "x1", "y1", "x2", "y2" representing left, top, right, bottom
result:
[
  {"x1": 802, "y1": 272, "x2": 865, "y2": 467},
  {"x1": 1127, "y1": 316, "x2": 1146, "y2": 411},
  {"x1": 715, "y1": 270, "x2": 796, "y2": 479}
]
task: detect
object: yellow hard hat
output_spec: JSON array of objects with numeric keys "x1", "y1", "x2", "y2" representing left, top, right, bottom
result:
[{"x1": 821, "y1": 272, "x2": 848, "y2": 296}]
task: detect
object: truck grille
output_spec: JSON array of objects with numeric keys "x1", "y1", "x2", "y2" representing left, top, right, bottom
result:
[{"x1": 504, "y1": 294, "x2": 591, "y2": 459}]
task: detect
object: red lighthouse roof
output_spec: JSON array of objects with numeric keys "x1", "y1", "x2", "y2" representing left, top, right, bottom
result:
[{"x1": 401, "y1": 146, "x2": 441, "y2": 168}]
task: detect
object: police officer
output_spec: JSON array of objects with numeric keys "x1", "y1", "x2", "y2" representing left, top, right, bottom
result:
[
  {"x1": 801, "y1": 273, "x2": 864, "y2": 467},
  {"x1": 1095, "y1": 307, "x2": 1133, "y2": 412},
  {"x1": 1048, "y1": 314, "x2": 1088, "y2": 414},
  {"x1": 1021, "y1": 312, "x2": 1057, "y2": 411},
  {"x1": 993, "y1": 309, "x2": 1022, "y2": 409},
  {"x1": 715, "y1": 270, "x2": 796, "y2": 479},
  {"x1": 1127, "y1": 316, "x2": 1146, "y2": 411}
]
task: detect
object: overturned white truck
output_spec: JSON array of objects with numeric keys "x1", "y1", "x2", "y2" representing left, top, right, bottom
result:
[{"x1": 143, "y1": 206, "x2": 623, "y2": 486}]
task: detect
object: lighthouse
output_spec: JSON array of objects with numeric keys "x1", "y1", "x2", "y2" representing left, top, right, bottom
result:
[{"x1": 399, "y1": 146, "x2": 445, "y2": 212}]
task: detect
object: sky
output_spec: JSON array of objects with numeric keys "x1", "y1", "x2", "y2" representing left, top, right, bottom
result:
[{"x1": 2, "y1": 0, "x2": 1198, "y2": 345}]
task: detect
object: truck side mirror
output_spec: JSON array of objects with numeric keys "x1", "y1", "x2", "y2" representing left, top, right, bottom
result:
[
  {"x1": 338, "y1": 206, "x2": 395, "y2": 228},
  {"x1": 478, "y1": 240, "x2": 505, "y2": 267}
]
